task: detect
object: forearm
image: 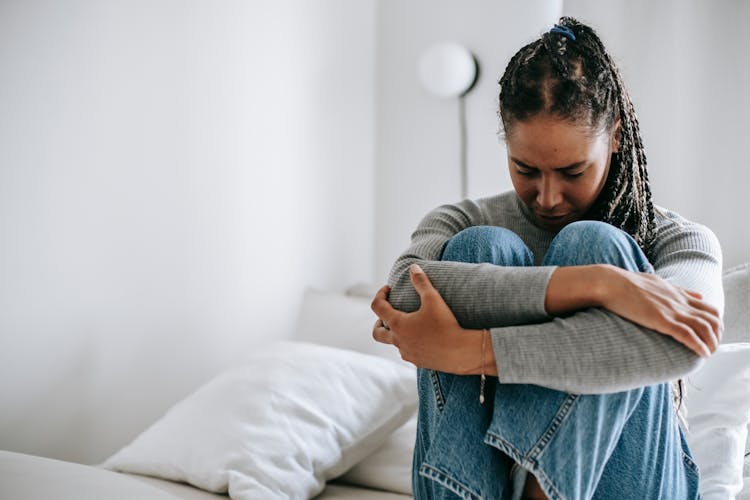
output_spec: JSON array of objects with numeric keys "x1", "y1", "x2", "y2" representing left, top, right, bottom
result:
[
  {"x1": 388, "y1": 260, "x2": 555, "y2": 327},
  {"x1": 489, "y1": 309, "x2": 704, "y2": 394},
  {"x1": 390, "y1": 262, "x2": 611, "y2": 330},
  {"x1": 463, "y1": 262, "x2": 720, "y2": 390},
  {"x1": 387, "y1": 198, "x2": 558, "y2": 327}
]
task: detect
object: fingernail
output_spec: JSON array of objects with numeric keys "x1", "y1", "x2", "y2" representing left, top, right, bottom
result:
[{"x1": 410, "y1": 263, "x2": 424, "y2": 274}]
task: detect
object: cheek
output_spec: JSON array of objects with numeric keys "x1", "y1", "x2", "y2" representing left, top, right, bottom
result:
[
  {"x1": 571, "y1": 174, "x2": 607, "y2": 207},
  {"x1": 510, "y1": 175, "x2": 534, "y2": 202}
]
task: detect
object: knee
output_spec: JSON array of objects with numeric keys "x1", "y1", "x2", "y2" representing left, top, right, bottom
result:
[
  {"x1": 441, "y1": 226, "x2": 533, "y2": 266},
  {"x1": 543, "y1": 221, "x2": 651, "y2": 272}
]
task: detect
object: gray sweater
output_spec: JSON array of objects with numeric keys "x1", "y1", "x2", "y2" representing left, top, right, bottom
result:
[{"x1": 387, "y1": 191, "x2": 724, "y2": 394}]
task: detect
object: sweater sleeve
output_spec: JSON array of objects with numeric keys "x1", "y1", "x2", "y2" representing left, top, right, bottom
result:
[
  {"x1": 491, "y1": 216, "x2": 724, "y2": 394},
  {"x1": 387, "y1": 199, "x2": 555, "y2": 327}
]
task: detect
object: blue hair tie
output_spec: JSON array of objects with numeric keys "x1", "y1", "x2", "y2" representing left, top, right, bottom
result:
[{"x1": 550, "y1": 24, "x2": 576, "y2": 41}]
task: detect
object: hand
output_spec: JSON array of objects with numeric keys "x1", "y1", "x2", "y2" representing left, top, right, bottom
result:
[
  {"x1": 371, "y1": 264, "x2": 483, "y2": 374},
  {"x1": 600, "y1": 265, "x2": 722, "y2": 357}
]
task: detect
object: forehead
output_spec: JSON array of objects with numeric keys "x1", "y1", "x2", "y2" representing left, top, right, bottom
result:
[{"x1": 506, "y1": 115, "x2": 608, "y2": 168}]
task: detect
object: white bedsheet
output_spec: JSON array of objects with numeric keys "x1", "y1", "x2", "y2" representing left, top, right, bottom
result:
[
  {"x1": 0, "y1": 451, "x2": 411, "y2": 500},
  {"x1": 0, "y1": 451, "x2": 186, "y2": 500}
]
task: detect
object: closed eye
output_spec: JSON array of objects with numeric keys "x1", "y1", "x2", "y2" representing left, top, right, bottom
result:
[
  {"x1": 513, "y1": 161, "x2": 538, "y2": 177},
  {"x1": 515, "y1": 167, "x2": 538, "y2": 177},
  {"x1": 562, "y1": 170, "x2": 585, "y2": 178}
]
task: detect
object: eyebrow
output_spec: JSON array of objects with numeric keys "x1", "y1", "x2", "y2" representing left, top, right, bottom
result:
[{"x1": 511, "y1": 158, "x2": 587, "y2": 171}]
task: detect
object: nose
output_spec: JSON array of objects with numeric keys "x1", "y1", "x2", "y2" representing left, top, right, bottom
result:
[{"x1": 536, "y1": 175, "x2": 563, "y2": 210}]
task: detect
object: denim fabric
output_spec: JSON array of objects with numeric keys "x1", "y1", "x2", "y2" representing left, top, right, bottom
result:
[{"x1": 413, "y1": 221, "x2": 700, "y2": 500}]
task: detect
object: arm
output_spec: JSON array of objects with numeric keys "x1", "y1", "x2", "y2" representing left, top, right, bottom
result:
[
  {"x1": 545, "y1": 264, "x2": 721, "y2": 357},
  {"x1": 490, "y1": 219, "x2": 723, "y2": 394},
  {"x1": 373, "y1": 260, "x2": 721, "y2": 394}
]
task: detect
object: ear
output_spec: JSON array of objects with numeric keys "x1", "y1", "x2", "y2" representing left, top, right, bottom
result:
[{"x1": 610, "y1": 118, "x2": 622, "y2": 153}]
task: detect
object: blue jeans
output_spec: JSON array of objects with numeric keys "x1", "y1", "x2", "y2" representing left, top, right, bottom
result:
[{"x1": 413, "y1": 221, "x2": 701, "y2": 500}]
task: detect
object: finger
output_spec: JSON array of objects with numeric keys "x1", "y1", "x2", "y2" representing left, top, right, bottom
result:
[
  {"x1": 374, "y1": 318, "x2": 390, "y2": 330},
  {"x1": 409, "y1": 264, "x2": 437, "y2": 298},
  {"x1": 685, "y1": 314, "x2": 719, "y2": 353},
  {"x1": 684, "y1": 289, "x2": 703, "y2": 300},
  {"x1": 371, "y1": 319, "x2": 381, "y2": 342},
  {"x1": 372, "y1": 322, "x2": 396, "y2": 345},
  {"x1": 693, "y1": 307, "x2": 723, "y2": 342},
  {"x1": 370, "y1": 285, "x2": 396, "y2": 322},
  {"x1": 372, "y1": 285, "x2": 390, "y2": 302},
  {"x1": 666, "y1": 321, "x2": 711, "y2": 357},
  {"x1": 686, "y1": 295, "x2": 720, "y2": 319},
  {"x1": 684, "y1": 296, "x2": 723, "y2": 342}
]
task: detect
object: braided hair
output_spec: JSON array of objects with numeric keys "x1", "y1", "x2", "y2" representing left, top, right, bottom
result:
[{"x1": 498, "y1": 17, "x2": 656, "y2": 257}]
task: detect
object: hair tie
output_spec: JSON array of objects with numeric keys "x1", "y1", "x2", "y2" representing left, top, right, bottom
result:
[{"x1": 550, "y1": 24, "x2": 576, "y2": 41}]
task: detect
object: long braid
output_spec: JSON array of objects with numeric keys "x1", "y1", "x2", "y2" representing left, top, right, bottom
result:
[
  {"x1": 498, "y1": 17, "x2": 657, "y2": 258},
  {"x1": 582, "y1": 20, "x2": 656, "y2": 254}
]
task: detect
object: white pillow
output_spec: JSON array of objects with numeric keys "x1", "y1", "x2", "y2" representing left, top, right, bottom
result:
[
  {"x1": 340, "y1": 410, "x2": 417, "y2": 495},
  {"x1": 293, "y1": 288, "x2": 408, "y2": 365},
  {"x1": 685, "y1": 343, "x2": 750, "y2": 500},
  {"x1": 102, "y1": 341, "x2": 417, "y2": 500},
  {"x1": 722, "y1": 263, "x2": 750, "y2": 344},
  {"x1": 720, "y1": 263, "x2": 750, "y2": 474}
]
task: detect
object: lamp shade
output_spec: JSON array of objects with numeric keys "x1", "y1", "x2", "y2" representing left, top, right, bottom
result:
[{"x1": 417, "y1": 42, "x2": 478, "y2": 98}]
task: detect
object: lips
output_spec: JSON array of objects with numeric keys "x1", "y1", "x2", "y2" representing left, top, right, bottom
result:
[
  {"x1": 537, "y1": 212, "x2": 567, "y2": 221},
  {"x1": 534, "y1": 212, "x2": 570, "y2": 229}
]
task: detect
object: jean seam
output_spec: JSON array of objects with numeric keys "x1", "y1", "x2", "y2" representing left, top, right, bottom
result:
[
  {"x1": 681, "y1": 451, "x2": 700, "y2": 476},
  {"x1": 429, "y1": 370, "x2": 445, "y2": 412},
  {"x1": 419, "y1": 463, "x2": 481, "y2": 500},
  {"x1": 527, "y1": 394, "x2": 579, "y2": 458}
]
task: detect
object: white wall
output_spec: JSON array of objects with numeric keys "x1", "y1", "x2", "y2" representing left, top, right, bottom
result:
[
  {"x1": 374, "y1": 0, "x2": 749, "y2": 279},
  {"x1": 0, "y1": 0, "x2": 375, "y2": 464}
]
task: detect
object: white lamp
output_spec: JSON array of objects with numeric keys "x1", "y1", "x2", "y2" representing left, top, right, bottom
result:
[{"x1": 417, "y1": 42, "x2": 479, "y2": 98}]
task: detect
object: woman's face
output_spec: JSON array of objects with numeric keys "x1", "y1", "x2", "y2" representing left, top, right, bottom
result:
[{"x1": 506, "y1": 114, "x2": 619, "y2": 232}]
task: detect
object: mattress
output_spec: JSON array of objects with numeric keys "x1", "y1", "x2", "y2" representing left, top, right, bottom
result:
[{"x1": 0, "y1": 451, "x2": 411, "y2": 500}]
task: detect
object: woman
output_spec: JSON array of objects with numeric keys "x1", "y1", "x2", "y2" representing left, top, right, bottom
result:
[{"x1": 371, "y1": 17, "x2": 723, "y2": 500}]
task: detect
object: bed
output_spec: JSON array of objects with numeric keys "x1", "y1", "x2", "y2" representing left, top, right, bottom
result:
[{"x1": 1, "y1": 264, "x2": 749, "y2": 499}]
